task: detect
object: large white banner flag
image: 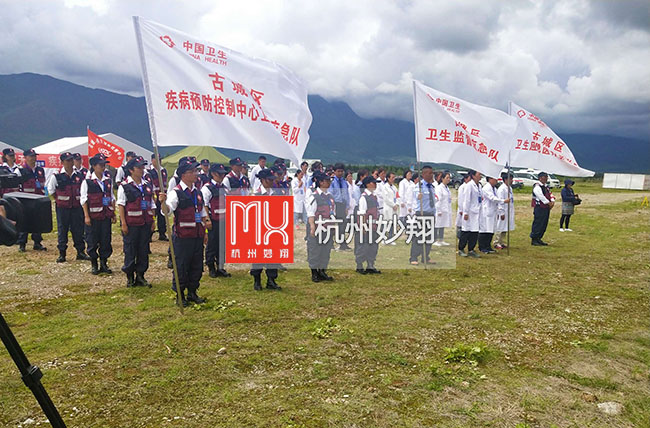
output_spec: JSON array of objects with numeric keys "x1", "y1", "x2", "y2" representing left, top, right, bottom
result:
[
  {"x1": 508, "y1": 102, "x2": 594, "y2": 177},
  {"x1": 133, "y1": 17, "x2": 312, "y2": 165},
  {"x1": 413, "y1": 81, "x2": 516, "y2": 178}
]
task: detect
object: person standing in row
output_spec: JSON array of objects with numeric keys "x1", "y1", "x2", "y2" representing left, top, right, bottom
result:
[
  {"x1": 479, "y1": 176, "x2": 509, "y2": 254},
  {"x1": 201, "y1": 163, "x2": 231, "y2": 278},
  {"x1": 249, "y1": 169, "x2": 282, "y2": 290},
  {"x1": 530, "y1": 171, "x2": 555, "y2": 246},
  {"x1": 117, "y1": 156, "x2": 155, "y2": 288},
  {"x1": 458, "y1": 170, "x2": 482, "y2": 258},
  {"x1": 409, "y1": 166, "x2": 436, "y2": 265},
  {"x1": 560, "y1": 179, "x2": 579, "y2": 232},
  {"x1": 330, "y1": 163, "x2": 351, "y2": 251},
  {"x1": 145, "y1": 153, "x2": 169, "y2": 241},
  {"x1": 398, "y1": 170, "x2": 413, "y2": 226},
  {"x1": 72, "y1": 153, "x2": 88, "y2": 178},
  {"x1": 355, "y1": 176, "x2": 381, "y2": 274},
  {"x1": 382, "y1": 172, "x2": 399, "y2": 244},
  {"x1": 248, "y1": 155, "x2": 266, "y2": 192},
  {"x1": 163, "y1": 158, "x2": 210, "y2": 305},
  {"x1": 434, "y1": 171, "x2": 452, "y2": 246},
  {"x1": 223, "y1": 157, "x2": 249, "y2": 195},
  {"x1": 47, "y1": 151, "x2": 90, "y2": 263},
  {"x1": 81, "y1": 154, "x2": 115, "y2": 275},
  {"x1": 115, "y1": 151, "x2": 137, "y2": 187},
  {"x1": 1, "y1": 148, "x2": 21, "y2": 195},
  {"x1": 17, "y1": 149, "x2": 47, "y2": 252},
  {"x1": 455, "y1": 173, "x2": 471, "y2": 240},
  {"x1": 291, "y1": 169, "x2": 307, "y2": 228},
  {"x1": 306, "y1": 172, "x2": 335, "y2": 283},
  {"x1": 495, "y1": 172, "x2": 515, "y2": 250},
  {"x1": 197, "y1": 159, "x2": 211, "y2": 189}
]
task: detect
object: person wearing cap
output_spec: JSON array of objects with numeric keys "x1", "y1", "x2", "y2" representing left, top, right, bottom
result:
[
  {"x1": 201, "y1": 163, "x2": 231, "y2": 279},
  {"x1": 197, "y1": 159, "x2": 211, "y2": 189},
  {"x1": 530, "y1": 172, "x2": 555, "y2": 246},
  {"x1": 330, "y1": 163, "x2": 352, "y2": 251},
  {"x1": 163, "y1": 158, "x2": 211, "y2": 306},
  {"x1": 145, "y1": 154, "x2": 169, "y2": 241},
  {"x1": 16, "y1": 149, "x2": 47, "y2": 252},
  {"x1": 479, "y1": 176, "x2": 509, "y2": 254},
  {"x1": 223, "y1": 157, "x2": 249, "y2": 195},
  {"x1": 81, "y1": 154, "x2": 116, "y2": 275},
  {"x1": 248, "y1": 155, "x2": 267, "y2": 192},
  {"x1": 560, "y1": 179, "x2": 579, "y2": 232},
  {"x1": 117, "y1": 156, "x2": 156, "y2": 287},
  {"x1": 458, "y1": 170, "x2": 482, "y2": 258},
  {"x1": 307, "y1": 161, "x2": 324, "y2": 189},
  {"x1": 1, "y1": 148, "x2": 22, "y2": 195},
  {"x1": 72, "y1": 153, "x2": 88, "y2": 178},
  {"x1": 241, "y1": 162, "x2": 251, "y2": 189},
  {"x1": 306, "y1": 172, "x2": 336, "y2": 282},
  {"x1": 355, "y1": 176, "x2": 382, "y2": 274},
  {"x1": 249, "y1": 168, "x2": 282, "y2": 290},
  {"x1": 164, "y1": 156, "x2": 196, "y2": 269},
  {"x1": 409, "y1": 166, "x2": 437, "y2": 264},
  {"x1": 115, "y1": 151, "x2": 137, "y2": 187},
  {"x1": 46, "y1": 151, "x2": 90, "y2": 263},
  {"x1": 495, "y1": 172, "x2": 515, "y2": 249}
]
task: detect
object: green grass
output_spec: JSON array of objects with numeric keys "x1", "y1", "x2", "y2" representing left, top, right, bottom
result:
[{"x1": 0, "y1": 187, "x2": 648, "y2": 427}]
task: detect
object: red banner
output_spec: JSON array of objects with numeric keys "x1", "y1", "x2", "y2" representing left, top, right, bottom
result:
[{"x1": 88, "y1": 129, "x2": 124, "y2": 166}]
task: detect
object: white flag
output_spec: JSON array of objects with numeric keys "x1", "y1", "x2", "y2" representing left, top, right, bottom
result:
[
  {"x1": 133, "y1": 17, "x2": 312, "y2": 165},
  {"x1": 508, "y1": 102, "x2": 594, "y2": 177},
  {"x1": 413, "y1": 81, "x2": 516, "y2": 178}
]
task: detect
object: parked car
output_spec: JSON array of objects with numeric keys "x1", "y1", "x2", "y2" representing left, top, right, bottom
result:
[
  {"x1": 548, "y1": 174, "x2": 561, "y2": 188},
  {"x1": 513, "y1": 172, "x2": 539, "y2": 187},
  {"x1": 450, "y1": 170, "x2": 468, "y2": 189}
]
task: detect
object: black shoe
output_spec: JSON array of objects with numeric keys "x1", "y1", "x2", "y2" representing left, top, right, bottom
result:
[
  {"x1": 167, "y1": 257, "x2": 173, "y2": 269},
  {"x1": 311, "y1": 269, "x2": 322, "y2": 283},
  {"x1": 33, "y1": 243, "x2": 47, "y2": 251},
  {"x1": 186, "y1": 291, "x2": 205, "y2": 304},
  {"x1": 100, "y1": 259, "x2": 112, "y2": 274},
  {"x1": 18, "y1": 244, "x2": 26, "y2": 253},
  {"x1": 91, "y1": 259, "x2": 100, "y2": 275},
  {"x1": 76, "y1": 251, "x2": 91, "y2": 261},
  {"x1": 365, "y1": 268, "x2": 382, "y2": 274},
  {"x1": 135, "y1": 273, "x2": 151, "y2": 288},
  {"x1": 531, "y1": 240, "x2": 544, "y2": 246},
  {"x1": 318, "y1": 269, "x2": 333, "y2": 281},
  {"x1": 56, "y1": 251, "x2": 66, "y2": 263},
  {"x1": 253, "y1": 275, "x2": 262, "y2": 291},
  {"x1": 356, "y1": 268, "x2": 367, "y2": 275},
  {"x1": 126, "y1": 272, "x2": 136, "y2": 288},
  {"x1": 266, "y1": 278, "x2": 282, "y2": 290},
  {"x1": 159, "y1": 234, "x2": 169, "y2": 241},
  {"x1": 207, "y1": 263, "x2": 218, "y2": 278},
  {"x1": 216, "y1": 268, "x2": 231, "y2": 278},
  {"x1": 339, "y1": 244, "x2": 352, "y2": 251},
  {"x1": 539, "y1": 240, "x2": 549, "y2": 246}
]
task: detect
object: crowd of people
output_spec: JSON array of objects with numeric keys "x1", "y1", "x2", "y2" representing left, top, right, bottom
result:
[{"x1": 0, "y1": 146, "x2": 582, "y2": 306}]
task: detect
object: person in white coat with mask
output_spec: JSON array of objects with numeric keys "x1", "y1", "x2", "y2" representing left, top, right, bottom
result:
[
  {"x1": 495, "y1": 172, "x2": 515, "y2": 249},
  {"x1": 479, "y1": 176, "x2": 509, "y2": 253},
  {"x1": 458, "y1": 170, "x2": 482, "y2": 258},
  {"x1": 434, "y1": 171, "x2": 452, "y2": 246}
]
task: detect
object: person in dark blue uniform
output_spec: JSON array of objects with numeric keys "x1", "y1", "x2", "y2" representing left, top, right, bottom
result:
[
  {"x1": 17, "y1": 148, "x2": 47, "y2": 252},
  {"x1": 201, "y1": 163, "x2": 231, "y2": 278}
]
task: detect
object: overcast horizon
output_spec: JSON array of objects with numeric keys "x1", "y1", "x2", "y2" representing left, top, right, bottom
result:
[{"x1": 1, "y1": 0, "x2": 649, "y2": 140}]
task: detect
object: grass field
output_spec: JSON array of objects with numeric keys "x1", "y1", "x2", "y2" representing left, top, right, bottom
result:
[{"x1": 0, "y1": 181, "x2": 649, "y2": 427}]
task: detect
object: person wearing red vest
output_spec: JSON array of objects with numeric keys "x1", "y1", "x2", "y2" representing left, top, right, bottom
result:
[
  {"x1": 223, "y1": 157, "x2": 250, "y2": 196},
  {"x1": 355, "y1": 176, "x2": 382, "y2": 275},
  {"x1": 73, "y1": 153, "x2": 88, "y2": 178},
  {"x1": 46, "y1": 151, "x2": 89, "y2": 263},
  {"x1": 145, "y1": 154, "x2": 169, "y2": 241},
  {"x1": 117, "y1": 156, "x2": 156, "y2": 288},
  {"x1": 81, "y1": 154, "x2": 116, "y2": 275},
  {"x1": 17, "y1": 148, "x2": 47, "y2": 252},
  {"x1": 1, "y1": 148, "x2": 22, "y2": 196},
  {"x1": 162, "y1": 158, "x2": 211, "y2": 306},
  {"x1": 197, "y1": 159, "x2": 211, "y2": 189},
  {"x1": 249, "y1": 168, "x2": 282, "y2": 291},
  {"x1": 201, "y1": 163, "x2": 231, "y2": 279},
  {"x1": 530, "y1": 171, "x2": 556, "y2": 246},
  {"x1": 306, "y1": 172, "x2": 336, "y2": 283}
]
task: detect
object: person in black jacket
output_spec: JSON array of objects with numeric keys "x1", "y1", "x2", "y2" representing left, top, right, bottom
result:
[{"x1": 560, "y1": 179, "x2": 579, "y2": 232}]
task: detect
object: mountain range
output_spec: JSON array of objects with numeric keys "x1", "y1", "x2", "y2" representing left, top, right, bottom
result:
[{"x1": 0, "y1": 73, "x2": 647, "y2": 172}]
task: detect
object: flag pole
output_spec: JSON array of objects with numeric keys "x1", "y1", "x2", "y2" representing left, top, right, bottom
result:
[
  {"x1": 506, "y1": 102, "x2": 512, "y2": 256},
  {"x1": 412, "y1": 81, "x2": 427, "y2": 270},
  {"x1": 134, "y1": 16, "x2": 184, "y2": 313}
]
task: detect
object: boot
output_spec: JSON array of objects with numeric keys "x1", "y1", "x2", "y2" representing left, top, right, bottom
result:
[
  {"x1": 56, "y1": 250, "x2": 66, "y2": 263},
  {"x1": 135, "y1": 273, "x2": 151, "y2": 288},
  {"x1": 91, "y1": 258, "x2": 100, "y2": 275},
  {"x1": 266, "y1": 277, "x2": 282, "y2": 290},
  {"x1": 318, "y1": 269, "x2": 333, "y2": 281},
  {"x1": 18, "y1": 244, "x2": 26, "y2": 253},
  {"x1": 365, "y1": 267, "x2": 382, "y2": 274},
  {"x1": 186, "y1": 290, "x2": 205, "y2": 304},
  {"x1": 76, "y1": 251, "x2": 91, "y2": 261},
  {"x1": 100, "y1": 259, "x2": 112, "y2": 274},
  {"x1": 356, "y1": 266, "x2": 367, "y2": 275},
  {"x1": 33, "y1": 243, "x2": 47, "y2": 251},
  {"x1": 126, "y1": 272, "x2": 135, "y2": 288},
  {"x1": 311, "y1": 269, "x2": 322, "y2": 283},
  {"x1": 216, "y1": 268, "x2": 231, "y2": 278},
  {"x1": 159, "y1": 234, "x2": 169, "y2": 241},
  {"x1": 207, "y1": 262, "x2": 218, "y2": 278},
  {"x1": 253, "y1": 274, "x2": 262, "y2": 291},
  {"x1": 167, "y1": 255, "x2": 173, "y2": 269}
]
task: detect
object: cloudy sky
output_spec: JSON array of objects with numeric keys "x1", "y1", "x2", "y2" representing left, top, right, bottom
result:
[{"x1": 1, "y1": 0, "x2": 649, "y2": 139}]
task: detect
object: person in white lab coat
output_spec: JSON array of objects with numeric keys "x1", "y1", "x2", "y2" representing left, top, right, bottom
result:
[
  {"x1": 458, "y1": 170, "x2": 482, "y2": 258},
  {"x1": 398, "y1": 170, "x2": 413, "y2": 226},
  {"x1": 455, "y1": 174, "x2": 471, "y2": 239},
  {"x1": 405, "y1": 173, "x2": 419, "y2": 222},
  {"x1": 382, "y1": 172, "x2": 399, "y2": 243},
  {"x1": 248, "y1": 155, "x2": 267, "y2": 193},
  {"x1": 434, "y1": 171, "x2": 452, "y2": 246},
  {"x1": 479, "y1": 176, "x2": 509, "y2": 253},
  {"x1": 495, "y1": 172, "x2": 515, "y2": 249},
  {"x1": 291, "y1": 170, "x2": 307, "y2": 228}
]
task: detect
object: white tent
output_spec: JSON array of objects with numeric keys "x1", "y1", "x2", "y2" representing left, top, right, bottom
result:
[{"x1": 33, "y1": 133, "x2": 152, "y2": 179}]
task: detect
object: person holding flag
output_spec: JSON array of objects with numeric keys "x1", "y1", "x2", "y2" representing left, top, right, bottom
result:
[
  {"x1": 479, "y1": 176, "x2": 509, "y2": 254},
  {"x1": 530, "y1": 172, "x2": 555, "y2": 246}
]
